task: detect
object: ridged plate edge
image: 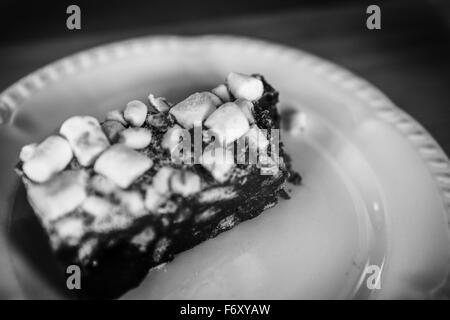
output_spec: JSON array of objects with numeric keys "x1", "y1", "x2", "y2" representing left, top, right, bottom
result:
[{"x1": 1, "y1": 35, "x2": 449, "y2": 298}]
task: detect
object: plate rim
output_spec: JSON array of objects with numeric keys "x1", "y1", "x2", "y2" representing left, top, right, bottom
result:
[{"x1": 1, "y1": 34, "x2": 449, "y2": 298}]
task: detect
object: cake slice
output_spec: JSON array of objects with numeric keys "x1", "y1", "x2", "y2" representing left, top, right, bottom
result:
[{"x1": 15, "y1": 72, "x2": 300, "y2": 299}]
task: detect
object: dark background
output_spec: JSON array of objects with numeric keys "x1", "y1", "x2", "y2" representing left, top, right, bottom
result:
[{"x1": 0, "y1": 0, "x2": 449, "y2": 152}]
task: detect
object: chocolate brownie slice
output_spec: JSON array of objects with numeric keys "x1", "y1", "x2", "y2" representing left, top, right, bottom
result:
[{"x1": 15, "y1": 72, "x2": 300, "y2": 299}]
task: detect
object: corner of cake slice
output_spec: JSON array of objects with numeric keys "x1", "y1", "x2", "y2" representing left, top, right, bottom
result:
[{"x1": 15, "y1": 72, "x2": 301, "y2": 299}]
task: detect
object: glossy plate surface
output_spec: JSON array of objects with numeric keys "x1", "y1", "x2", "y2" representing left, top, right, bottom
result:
[{"x1": 0, "y1": 36, "x2": 449, "y2": 299}]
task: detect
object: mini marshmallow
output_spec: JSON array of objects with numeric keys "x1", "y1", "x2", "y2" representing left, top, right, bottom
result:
[
  {"x1": 102, "y1": 120, "x2": 126, "y2": 142},
  {"x1": 78, "y1": 238, "x2": 99, "y2": 261},
  {"x1": 131, "y1": 227, "x2": 156, "y2": 251},
  {"x1": 204, "y1": 102, "x2": 250, "y2": 145},
  {"x1": 53, "y1": 218, "x2": 85, "y2": 245},
  {"x1": 258, "y1": 154, "x2": 280, "y2": 176},
  {"x1": 90, "y1": 174, "x2": 118, "y2": 195},
  {"x1": 152, "y1": 166, "x2": 174, "y2": 194},
  {"x1": 25, "y1": 170, "x2": 88, "y2": 221},
  {"x1": 22, "y1": 136, "x2": 73, "y2": 183},
  {"x1": 198, "y1": 186, "x2": 237, "y2": 203},
  {"x1": 82, "y1": 195, "x2": 114, "y2": 219},
  {"x1": 148, "y1": 94, "x2": 170, "y2": 113},
  {"x1": 170, "y1": 170, "x2": 201, "y2": 197},
  {"x1": 92, "y1": 212, "x2": 132, "y2": 233},
  {"x1": 116, "y1": 190, "x2": 145, "y2": 216},
  {"x1": 244, "y1": 125, "x2": 269, "y2": 152},
  {"x1": 94, "y1": 144, "x2": 153, "y2": 188},
  {"x1": 226, "y1": 72, "x2": 264, "y2": 101},
  {"x1": 211, "y1": 84, "x2": 231, "y2": 102},
  {"x1": 169, "y1": 92, "x2": 221, "y2": 129},
  {"x1": 60, "y1": 116, "x2": 110, "y2": 166},
  {"x1": 144, "y1": 186, "x2": 166, "y2": 211},
  {"x1": 124, "y1": 100, "x2": 148, "y2": 127},
  {"x1": 19, "y1": 143, "x2": 37, "y2": 162},
  {"x1": 161, "y1": 124, "x2": 184, "y2": 152},
  {"x1": 119, "y1": 127, "x2": 152, "y2": 149},
  {"x1": 105, "y1": 109, "x2": 127, "y2": 126},
  {"x1": 286, "y1": 110, "x2": 307, "y2": 135},
  {"x1": 235, "y1": 99, "x2": 255, "y2": 124},
  {"x1": 201, "y1": 145, "x2": 235, "y2": 182}
]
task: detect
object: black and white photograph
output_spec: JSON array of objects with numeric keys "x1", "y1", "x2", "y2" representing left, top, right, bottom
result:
[{"x1": 0, "y1": 0, "x2": 449, "y2": 305}]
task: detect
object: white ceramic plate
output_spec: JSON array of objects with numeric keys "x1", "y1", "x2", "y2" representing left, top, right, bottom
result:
[{"x1": 0, "y1": 36, "x2": 449, "y2": 299}]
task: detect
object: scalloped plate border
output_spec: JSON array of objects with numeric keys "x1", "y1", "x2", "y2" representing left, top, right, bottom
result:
[{"x1": 1, "y1": 35, "x2": 449, "y2": 298}]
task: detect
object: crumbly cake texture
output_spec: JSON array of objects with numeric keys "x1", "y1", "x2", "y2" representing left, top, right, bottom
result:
[{"x1": 15, "y1": 73, "x2": 301, "y2": 299}]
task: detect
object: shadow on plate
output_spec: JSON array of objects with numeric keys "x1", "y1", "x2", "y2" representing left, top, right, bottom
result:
[{"x1": 7, "y1": 183, "x2": 75, "y2": 299}]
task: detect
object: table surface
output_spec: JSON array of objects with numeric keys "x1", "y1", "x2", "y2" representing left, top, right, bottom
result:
[{"x1": 1, "y1": 0, "x2": 449, "y2": 154}]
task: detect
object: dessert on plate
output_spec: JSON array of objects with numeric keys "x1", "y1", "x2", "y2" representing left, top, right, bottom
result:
[{"x1": 15, "y1": 72, "x2": 300, "y2": 299}]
